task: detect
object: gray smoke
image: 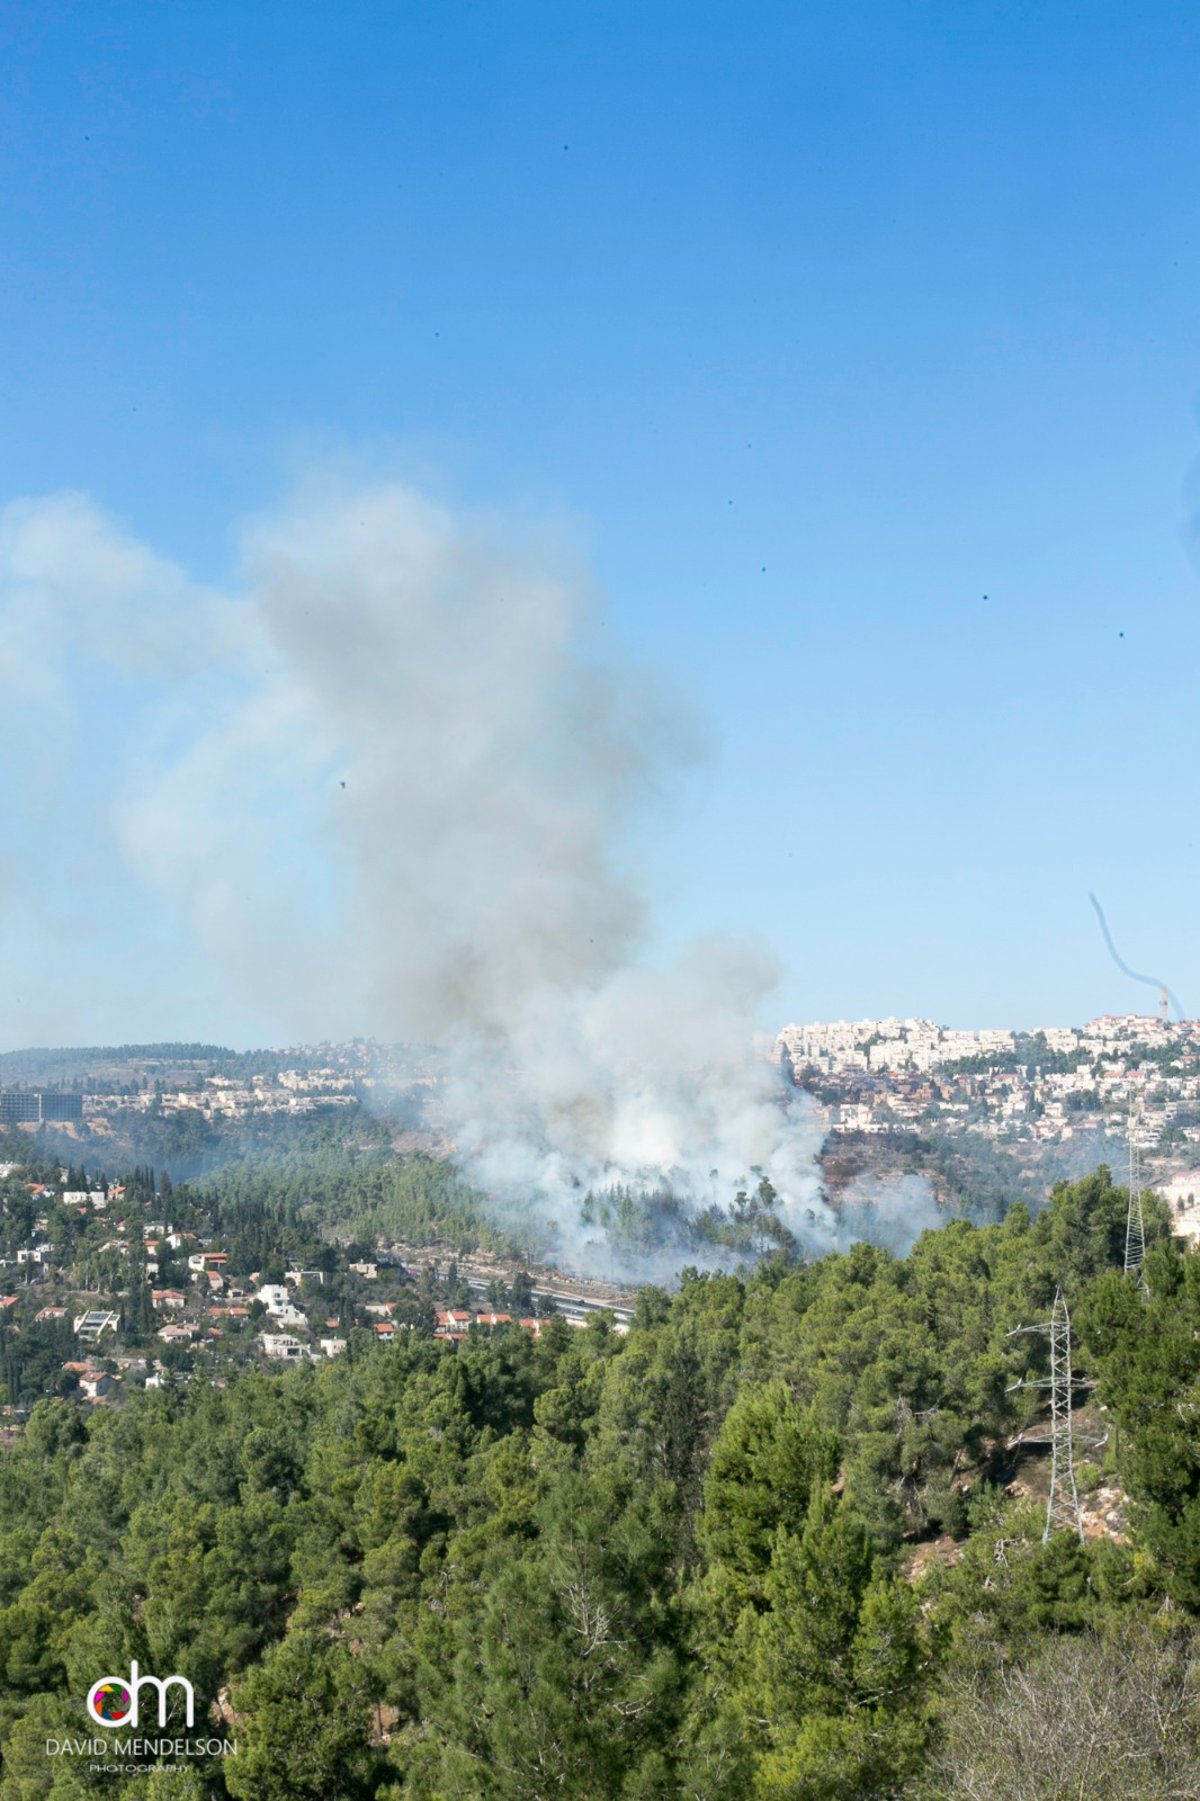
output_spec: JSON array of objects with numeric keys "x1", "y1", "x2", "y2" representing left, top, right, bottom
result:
[
  {"x1": 0, "y1": 477, "x2": 837, "y2": 1267},
  {"x1": 832, "y1": 1171, "x2": 944, "y2": 1253}
]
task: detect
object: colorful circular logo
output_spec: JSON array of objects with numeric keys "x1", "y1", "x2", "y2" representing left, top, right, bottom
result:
[{"x1": 89, "y1": 1681, "x2": 132, "y2": 1724}]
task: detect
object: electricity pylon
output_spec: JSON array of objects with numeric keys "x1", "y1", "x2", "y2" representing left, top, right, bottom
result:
[
  {"x1": 1126, "y1": 1093, "x2": 1147, "y2": 1289},
  {"x1": 1007, "y1": 1288, "x2": 1083, "y2": 1543}
]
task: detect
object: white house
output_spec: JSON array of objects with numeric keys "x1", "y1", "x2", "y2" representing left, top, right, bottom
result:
[{"x1": 256, "y1": 1284, "x2": 307, "y2": 1329}]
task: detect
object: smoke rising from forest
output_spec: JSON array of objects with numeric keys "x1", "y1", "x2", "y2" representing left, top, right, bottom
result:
[
  {"x1": 0, "y1": 477, "x2": 851, "y2": 1268},
  {"x1": 832, "y1": 1171, "x2": 943, "y2": 1254}
]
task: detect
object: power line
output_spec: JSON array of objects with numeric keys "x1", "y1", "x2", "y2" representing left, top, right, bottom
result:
[
  {"x1": 1126, "y1": 1093, "x2": 1147, "y2": 1291},
  {"x1": 1007, "y1": 1288, "x2": 1083, "y2": 1543}
]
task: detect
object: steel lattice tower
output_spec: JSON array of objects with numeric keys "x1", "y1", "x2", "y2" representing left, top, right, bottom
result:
[
  {"x1": 1007, "y1": 1287, "x2": 1083, "y2": 1543},
  {"x1": 1045, "y1": 1290, "x2": 1082, "y2": 1539},
  {"x1": 1125, "y1": 1093, "x2": 1147, "y2": 1287}
]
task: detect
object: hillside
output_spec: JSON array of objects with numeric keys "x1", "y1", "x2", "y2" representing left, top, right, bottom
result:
[{"x1": 1, "y1": 1168, "x2": 1199, "y2": 1797}]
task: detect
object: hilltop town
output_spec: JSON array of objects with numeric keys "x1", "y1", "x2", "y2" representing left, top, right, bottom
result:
[{"x1": 779, "y1": 1011, "x2": 1200, "y2": 1216}]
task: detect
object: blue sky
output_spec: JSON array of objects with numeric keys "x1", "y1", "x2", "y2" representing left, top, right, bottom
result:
[{"x1": 1, "y1": 0, "x2": 1199, "y2": 1047}]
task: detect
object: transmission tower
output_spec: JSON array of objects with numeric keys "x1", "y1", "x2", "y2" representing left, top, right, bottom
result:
[
  {"x1": 1007, "y1": 1287, "x2": 1083, "y2": 1543},
  {"x1": 1125, "y1": 1093, "x2": 1147, "y2": 1288}
]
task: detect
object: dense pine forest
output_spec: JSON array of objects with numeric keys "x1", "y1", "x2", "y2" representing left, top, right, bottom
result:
[{"x1": 3, "y1": 1168, "x2": 1200, "y2": 1798}]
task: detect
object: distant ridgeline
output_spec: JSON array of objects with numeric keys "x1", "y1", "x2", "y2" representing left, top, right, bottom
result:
[
  {"x1": 0, "y1": 1041, "x2": 437, "y2": 1089},
  {"x1": 0, "y1": 1043, "x2": 238, "y2": 1084},
  {"x1": 0, "y1": 1041, "x2": 401, "y2": 1087}
]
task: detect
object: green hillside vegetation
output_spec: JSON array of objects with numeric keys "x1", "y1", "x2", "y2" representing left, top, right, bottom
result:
[
  {"x1": 0, "y1": 1098, "x2": 398, "y2": 1188},
  {"x1": 201, "y1": 1149, "x2": 512, "y2": 1256},
  {"x1": 3, "y1": 1168, "x2": 1200, "y2": 1798}
]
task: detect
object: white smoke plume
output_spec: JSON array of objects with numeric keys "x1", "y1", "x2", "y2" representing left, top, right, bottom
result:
[
  {"x1": 834, "y1": 1171, "x2": 944, "y2": 1254},
  {"x1": 0, "y1": 476, "x2": 834, "y2": 1267}
]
